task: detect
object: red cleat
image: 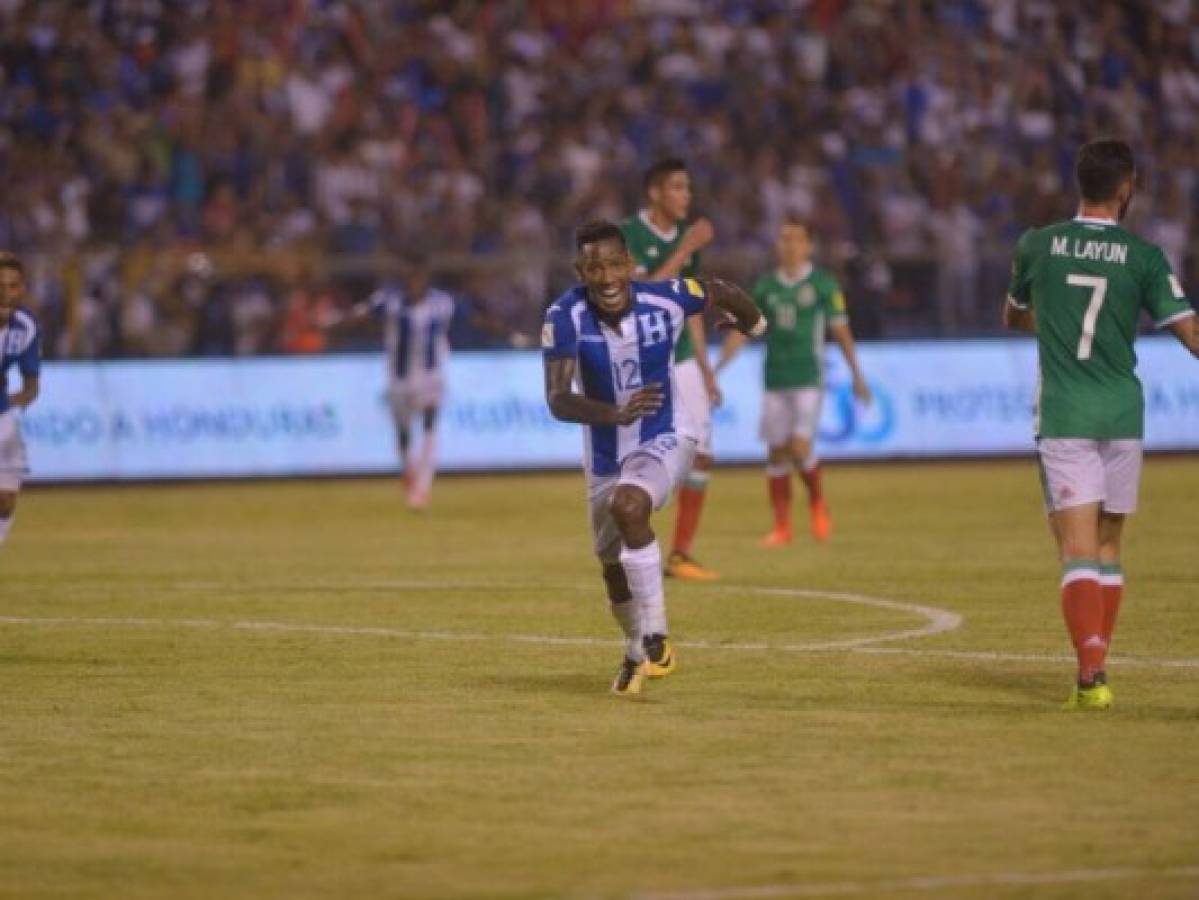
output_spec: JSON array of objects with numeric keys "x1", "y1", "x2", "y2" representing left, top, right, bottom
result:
[
  {"x1": 809, "y1": 501, "x2": 831, "y2": 542},
  {"x1": 761, "y1": 527, "x2": 793, "y2": 548}
]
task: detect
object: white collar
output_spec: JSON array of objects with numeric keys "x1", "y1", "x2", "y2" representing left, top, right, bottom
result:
[
  {"x1": 777, "y1": 263, "x2": 813, "y2": 286},
  {"x1": 1074, "y1": 215, "x2": 1118, "y2": 226},
  {"x1": 639, "y1": 209, "x2": 679, "y2": 242}
]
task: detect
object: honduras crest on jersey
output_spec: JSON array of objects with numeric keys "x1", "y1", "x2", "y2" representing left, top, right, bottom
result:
[{"x1": 543, "y1": 279, "x2": 707, "y2": 477}]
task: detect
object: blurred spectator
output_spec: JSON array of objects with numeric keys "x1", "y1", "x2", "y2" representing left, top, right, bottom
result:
[
  {"x1": 929, "y1": 190, "x2": 983, "y2": 336},
  {"x1": 0, "y1": 0, "x2": 1195, "y2": 356},
  {"x1": 278, "y1": 271, "x2": 333, "y2": 355}
]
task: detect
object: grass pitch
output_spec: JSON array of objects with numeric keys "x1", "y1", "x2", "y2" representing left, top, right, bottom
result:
[{"x1": 2, "y1": 460, "x2": 1198, "y2": 899}]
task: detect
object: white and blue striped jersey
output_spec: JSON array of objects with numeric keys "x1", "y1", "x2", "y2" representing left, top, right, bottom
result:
[
  {"x1": 542, "y1": 278, "x2": 708, "y2": 478},
  {"x1": 0, "y1": 306, "x2": 40, "y2": 414},
  {"x1": 369, "y1": 286, "x2": 455, "y2": 382}
]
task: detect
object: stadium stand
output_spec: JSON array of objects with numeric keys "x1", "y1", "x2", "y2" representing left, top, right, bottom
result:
[{"x1": 1, "y1": 0, "x2": 1195, "y2": 355}]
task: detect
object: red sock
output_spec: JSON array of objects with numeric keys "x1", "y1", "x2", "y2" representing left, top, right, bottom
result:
[
  {"x1": 1061, "y1": 563, "x2": 1105, "y2": 682},
  {"x1": 798, "y1": 461, "x2": 823, "y2": 504},
  {"x1": 766, "y1": 466, "x2": 792, "y2": 530},
  {"x1": 672, "y1": 475, "x2": 708, "y2": 555},
  {"x1": 1099, "y1": 565, "x2": 1124, "y2": 647}
]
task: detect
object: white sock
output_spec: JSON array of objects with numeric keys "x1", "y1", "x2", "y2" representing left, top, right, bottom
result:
[
  {"x1": 620, "y1": 539, "x2": 668, "y2": 638},
  {"x1": 415, "y1": 431, "x2": 438, "y2": 494},
  {"x1": 609, "y1": 600, "x2": 644, "y2": 661},
  {"x1": 0, "y1": 516, "x2": 11, "y2": 544}
]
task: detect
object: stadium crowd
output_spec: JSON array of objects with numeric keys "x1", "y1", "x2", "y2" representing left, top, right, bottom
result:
[{"x1": 1, "y1": 0, "x2": 1197, "y2": 357}]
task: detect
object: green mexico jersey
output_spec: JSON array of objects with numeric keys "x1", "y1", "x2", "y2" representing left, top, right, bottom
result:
[
  {"x1": 620, "y1": 211, "x2": 701, "y2": 362},
  {"x1": 750, "y1": 266, "x2": 848, "y2": 390},
  {"x1": 1008, "y1": 217, "x2": 1194, "y2": 439}
]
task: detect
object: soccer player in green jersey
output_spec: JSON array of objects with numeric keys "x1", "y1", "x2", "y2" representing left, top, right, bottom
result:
[
  {"x1": 1005, "y1": 139, "x2": 1199, "y2": 711},
  {"x1": 620, "y1": 159, "x2": 721, "y2": 581},
  {"x1": 718, "y1": 218, "x2": 870, "y2": 545}
]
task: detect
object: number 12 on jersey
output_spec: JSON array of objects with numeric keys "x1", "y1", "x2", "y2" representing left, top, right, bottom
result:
[
  {"x1": 1065, "y1": 273, "x2": 1108, "y2": 360},
  {"x1": 611, "y1": 358, "x2": 642, "y2": 390}
]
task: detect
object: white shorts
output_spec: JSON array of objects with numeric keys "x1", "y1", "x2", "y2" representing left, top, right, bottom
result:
[
  {"x1": 1036, "y1": 438, "x2": 1142, "y2": 515},
  {"x1": 0, "y1": 408, "x2": 28, "y2": 491},
  {"x1": 388, "y1": 376, "x2": 444, "y2": 422},
  {"x1": 673, "y1": 358, "x2": 712, "y2": 457},
  {"x1": 588, "y1": 433, "x2": 696, "y2": 563},
  {"x1": 760, "y1": 387, "x2": 822, "y2": 446}
]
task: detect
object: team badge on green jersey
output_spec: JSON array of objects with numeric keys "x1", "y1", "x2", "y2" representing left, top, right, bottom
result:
[{"x1": 750, "y1": 266, "x2": 849, "y2": 390}]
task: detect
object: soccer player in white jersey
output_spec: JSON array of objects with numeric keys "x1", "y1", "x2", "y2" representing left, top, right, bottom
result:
[
  {"x1": 543, "y1": 221, "x2": 765, "y2": 695},
  {"x1": 330, "y1": 255, "x2": 455, "y2": 509},
  {"x1": 0, "y1": 254, "x2": 41, "y2": 546}
]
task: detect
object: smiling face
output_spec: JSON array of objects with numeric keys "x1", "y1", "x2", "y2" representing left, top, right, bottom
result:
[
  {"x1": 0, "y1": 263, "x2": 26, "y2": 326},
  {"x1": 575, "y1": 237, "x2": 634, "y2": 315}
]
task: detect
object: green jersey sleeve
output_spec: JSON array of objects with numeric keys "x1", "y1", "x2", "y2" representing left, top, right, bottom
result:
[
  {"x1": 1007, "y1": 228, "x2": 1036, "y2": 309},
  {"x1": 1140, "y1": 246, "x2": 1194, "y2": 328},
  {"x1": 820, "y1": 272, "x2": 849, "y2": 325},
  {"x1": 618, "y1": 218, "x2": 648, "y2": 275}
]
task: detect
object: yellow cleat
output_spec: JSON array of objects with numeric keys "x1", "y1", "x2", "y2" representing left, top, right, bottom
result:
[
  {"x1": 1063, "y1": 681, "x2": 1113, "y2": 711},
  {"x1": 665, "y1": 551, "x2": 719, "y2": 581},
  {"x1": 644, "y1": 636, "x2": 677, "y2": 679},
  {"x1": 611, "y1": 658, "x2": 647, "y2": 696}
]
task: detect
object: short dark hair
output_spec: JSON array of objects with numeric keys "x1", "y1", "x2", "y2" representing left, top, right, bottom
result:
[
  {"x1": 643, "y1": 157, "x2": 688, "y2": 193},
  {"x1": 575, "y1": 219, "x2": 627, "y2": 252},
  {"x1": 1075, "y1": 140, "x2": 1135, "y2": 203},
  {"x1": 781, "y1": 216, "x2": 811, "y2": 235},
  {"x1": 0, "y1": 252, "x2": 25, "y2": 279}
]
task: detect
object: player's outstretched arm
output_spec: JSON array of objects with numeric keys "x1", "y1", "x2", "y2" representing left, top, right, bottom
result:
[
  {"x1": 1167, "y1": 313, "x2": 1199, "y2": 358},
  {"x1": 648, "y1": 217, "x2": 715, "y2": 280},
  {"x1": 829, "y1": 322, "x2": 871, "y2": 404},
  {"x1": 544, "y1": 357, "x2": 663, "y2": 426},
  {"x1": 319, "y1": 301, "x2": 371, "y2": 330},
  {"x1": 703, "y1": 278, "x2": 767, "y2": 338}
]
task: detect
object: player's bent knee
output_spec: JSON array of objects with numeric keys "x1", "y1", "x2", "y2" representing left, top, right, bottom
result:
[
  {"x1": 0, "y1": 492, "x2": 16, "y2": 518},
  {"x1": 609, "y1": 485, "x2": 651, "y2": 531}
]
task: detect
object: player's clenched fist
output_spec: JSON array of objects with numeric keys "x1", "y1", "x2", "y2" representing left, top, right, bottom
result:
[
  {"x1": 680, "y1": 217, "x2": 715, "y2": 254},
  {"x1": 615, "y1": 384, "x2": 664, "y2": 425}
]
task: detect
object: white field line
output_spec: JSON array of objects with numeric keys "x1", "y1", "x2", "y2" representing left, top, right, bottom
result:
[
  {"x1": 2, "y1": 583, "x2": 959, "y2": 654},
  {"x1": 633, "y1": 865, "x2": 1199, "y2": 900},
  {"x1": 857, "y1": 645, "x2": 1199, "y2": 669},
  {"x1": 706, "y1": 585, "x2": 962, "y2": 649},
  {"x1": 2, "y1": 614, "x2": 1194, "y2": 669},
  {"x1": 2, "y1": 581, "x2": 1198, "y2": 668}
]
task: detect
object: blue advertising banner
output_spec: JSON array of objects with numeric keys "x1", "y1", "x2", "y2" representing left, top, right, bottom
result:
[{"x1": 19, "y1": 338, "x2": 1199, "y2": 481}]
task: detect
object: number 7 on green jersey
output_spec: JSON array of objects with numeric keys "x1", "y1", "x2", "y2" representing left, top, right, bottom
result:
[{"x1": 1065, "y1": 274, "x2": 1107, "y2": 360}]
